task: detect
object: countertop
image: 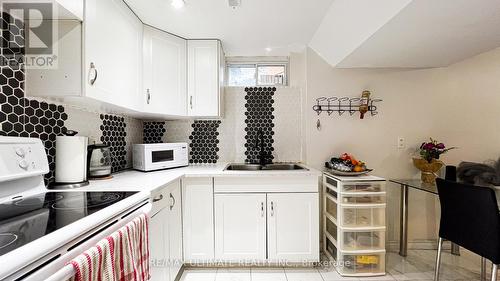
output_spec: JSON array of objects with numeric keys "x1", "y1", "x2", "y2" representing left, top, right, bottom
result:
[{"x1": 77, "y1": 163, "x2": 321, "y2": 194}]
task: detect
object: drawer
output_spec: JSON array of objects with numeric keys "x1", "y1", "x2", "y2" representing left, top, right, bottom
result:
[
  {"x1": 341, "y1": 182, "x2": 385, "y2": 193},
  {"x1": 341, "y1": 206, "x2": 385, "y2": 228},
  {"x1": 326, "y1": 218, "x2": 338, "y2": 242},
  {"x1": 151, "y1": 188, "x2": 169, "y2": 215},
  {"x1": 338, "y1": 252, "x2": 385, "y2": 276},
  {"x1": 324, "y1": 176, "x2": 338, "y2": 190},
  {"x1": 340, "y1": 230, "x2": 385, "y2": 251},
  {"x1": 340, "y1": 193, "x2": 386, "y2": 204},
  {"x1": 325, "y1": 235, "x2": 338, "y2": 260},
  {"x1": 325, "y1": 195, "x2": 338, "y2": 220}
]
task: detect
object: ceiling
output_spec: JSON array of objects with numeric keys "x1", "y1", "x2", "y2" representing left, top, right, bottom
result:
[
  {"x1": 336, "y1": 0, "x2": 500, "y2": 68},
  {"x1": 310, "y1": 0, "x2": 500, "y2": 68},
  {"x1": 125, "y1": 0, "x2": 334, "y2": 57}
]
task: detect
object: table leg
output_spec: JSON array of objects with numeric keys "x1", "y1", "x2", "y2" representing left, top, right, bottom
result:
[
  {"x1": 481, "y1": 257, "x2": 487, "y2": 281},
  {"x1": 400, "y1": 184, "x2": 409, "y2": 257},
  {"x1": 451, "y1": 243, "x2": 460, "y2": 256}
]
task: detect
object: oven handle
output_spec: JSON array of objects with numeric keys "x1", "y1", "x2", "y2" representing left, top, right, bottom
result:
[{"x1": 43, "y1": 203, "x2": 152, "y2": 281}]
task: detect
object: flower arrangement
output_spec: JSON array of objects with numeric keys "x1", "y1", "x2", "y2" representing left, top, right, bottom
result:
[{"x1": 419, "y1": 138, "x2": 456, "y2": 163}]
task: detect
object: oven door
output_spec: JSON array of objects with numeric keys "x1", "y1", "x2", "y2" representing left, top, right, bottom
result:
[
  {"x1": 18, "y1": 202, "x2": 152, "y2": 281},
  {"x1": 144, "y1": 146, "x2": 187, "y2": 170}
]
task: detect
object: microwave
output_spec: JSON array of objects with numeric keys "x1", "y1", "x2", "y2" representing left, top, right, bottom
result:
[{"x1": 133, "y1": 143, "x2": 188, "y2": 172}]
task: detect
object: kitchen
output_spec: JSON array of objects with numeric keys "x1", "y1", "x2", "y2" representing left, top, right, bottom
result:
[{"x1": 1, "y1": 0, "x2": 500, "y2": 281}]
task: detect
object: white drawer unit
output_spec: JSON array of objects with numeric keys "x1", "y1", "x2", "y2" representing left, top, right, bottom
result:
[{"x1": 322, "y1": 173, "x2": 387, "y2": 277}]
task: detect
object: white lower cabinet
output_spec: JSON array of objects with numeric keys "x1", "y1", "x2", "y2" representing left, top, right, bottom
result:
[
  {"x1": 149, "y1": 179, "x2": 183, "y2": 281},
  {"x1": 150, "y1": 206, "x2": 169, "y2": 281},
  {"x1": 214, "y1": 194, "x2": 267, "y2": 261},
  {"x1": 214, "y1": 192, "x2": 319, "y2": 263},
  {"x1": 182, "y1": 177, "x2": 215, "y2": 262},
  {"x1": 168, "y1": 182, "x2": 183, "y2": 280},
  {"x1": 181, "y1": 176, "x2": 320, "y2": 265},
  {"x1": 267, "y1": 193, "x2": 319, "y2": 262}
]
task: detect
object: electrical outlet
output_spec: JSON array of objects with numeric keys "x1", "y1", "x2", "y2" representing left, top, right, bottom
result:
[{"x1": 398, "y1": 137, "x2": 405, "y2": 149}]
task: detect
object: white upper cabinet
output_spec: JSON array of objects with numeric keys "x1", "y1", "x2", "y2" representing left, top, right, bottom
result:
[
  {"x1": 187, "y1": 40, "x2": 224, "y2": 118},
  {"x1": 84, "y1": 0, "x2": 143, "y2": 111},
  {"x1": 143, "y1": 26, "x2": 187, "y2": 116}
]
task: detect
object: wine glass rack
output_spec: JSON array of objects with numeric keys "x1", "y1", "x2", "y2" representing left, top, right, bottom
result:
[{"x1": 312, "y1": 97, "x2": 383, "y2": 117}]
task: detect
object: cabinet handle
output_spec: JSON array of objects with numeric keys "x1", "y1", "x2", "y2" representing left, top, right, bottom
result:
[
  {"x1": 261, "y1": 202, "x2": 264, "y2": 217},
  {"x1": 270, "y1": 201, "x2": 274, "y2": 217},
  {"x1": 153, "y1": 194, "x2": 163, "y2": 202},
  {"x1": 146, "y1": 89, "x2": 151, "y2": 104},
  {"x1": 169, "y1": 193, "x2": 175, "y2": 210},
  {"x1": 189, "y1": 96, "x2": 193, "y2": 109},
  {"x1": 89, "y1": 62, "x2": 98, "y2": 85}
]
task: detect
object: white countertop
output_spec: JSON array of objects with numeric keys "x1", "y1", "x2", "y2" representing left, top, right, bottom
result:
[{"x1": 77, "y1": 163, "x2": 321, "y2": 193}]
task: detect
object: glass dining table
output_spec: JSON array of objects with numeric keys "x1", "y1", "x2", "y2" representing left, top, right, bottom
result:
[
  {"x1": 391, "y1": 179, "x2": 500, "y2": 281},
  {"x1": 389, "y1": 179, "x2": 461, "y2": 257}
]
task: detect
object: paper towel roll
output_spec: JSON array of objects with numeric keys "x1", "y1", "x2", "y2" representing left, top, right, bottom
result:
[{"x1": 55, "y1": 136, "x2": 88, "y2": 183}]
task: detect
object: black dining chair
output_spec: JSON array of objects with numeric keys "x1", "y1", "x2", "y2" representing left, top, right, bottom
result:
[{"x1": 435, "y1": 178, "x2": 500, "y2": 281}]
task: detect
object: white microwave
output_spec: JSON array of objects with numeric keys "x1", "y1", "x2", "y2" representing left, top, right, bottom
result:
[{"x1": 133, "y1": 143, "x2": 188, "y2": 172}]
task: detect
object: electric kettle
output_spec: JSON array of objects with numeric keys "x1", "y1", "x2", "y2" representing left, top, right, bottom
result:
[{"x1": 87, "y1": 144, "x2": 112, "y2": 179}]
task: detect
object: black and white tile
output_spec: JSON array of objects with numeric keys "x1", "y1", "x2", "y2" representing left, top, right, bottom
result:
[
  {"x1": 0, "y1": 12, "x2": 70, "y2": 183},
  {"x1": 188, "y1": 120, "x2": 220, "y2": 164},
  {"x1": 244, "y1": 87, "x2": 275, "y2": 163},
  {"x1": 143, "y1": 121, "x2": 166, "y2": 143},
  {"x1": 100, "y1": 114, "x2": 127, "y2": 173}
]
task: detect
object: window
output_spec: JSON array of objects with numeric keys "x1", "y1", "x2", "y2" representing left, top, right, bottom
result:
[{"x1": 227, "y1": 63, "x2": 287, "y2": 87}]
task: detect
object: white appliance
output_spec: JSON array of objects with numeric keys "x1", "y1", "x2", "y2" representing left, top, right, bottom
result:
[
  {"x1": 0, "y1": 137, "x2": 151, "y2": 281},
  {"x1": 133, "y1": 143, "x2": 188, "y2": 172}
]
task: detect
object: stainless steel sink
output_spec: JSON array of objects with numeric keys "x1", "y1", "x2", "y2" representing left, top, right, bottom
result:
[
  {"x1": 262, "y1": 164, "x2": 307, "y2": 170},
  {"x1": 224, "y1": 164, "x2": 262, "y2": 171},
  {"x1": 224, "y1": 163, "x2": 308, "y2": 171}
]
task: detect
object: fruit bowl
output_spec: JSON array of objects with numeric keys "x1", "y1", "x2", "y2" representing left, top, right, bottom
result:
[{"x1": 325, "y1": 153, "x2": 372, "y2": 176}]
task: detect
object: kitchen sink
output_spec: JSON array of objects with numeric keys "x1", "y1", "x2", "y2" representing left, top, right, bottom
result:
[{"x1": 224, "y1": 163, "x2": 308, "y2": 171}]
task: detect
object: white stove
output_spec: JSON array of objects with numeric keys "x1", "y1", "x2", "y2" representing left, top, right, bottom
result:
[{"x1": 0, "y1": 137, "x2": 151, "y2": 281}]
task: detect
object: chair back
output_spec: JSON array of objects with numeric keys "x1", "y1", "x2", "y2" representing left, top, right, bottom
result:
[{"x1": 436, "y1": 178, "x2": 500, "y2": 264}]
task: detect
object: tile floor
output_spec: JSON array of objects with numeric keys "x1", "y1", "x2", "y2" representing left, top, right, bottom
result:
[{"x1": 180, "y1": 250, "x2": 499, "y2": 281}]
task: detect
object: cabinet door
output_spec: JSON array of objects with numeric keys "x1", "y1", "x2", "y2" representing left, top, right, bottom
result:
[
  {"x1": 187, "y1": 40, "x2": 221, "y2": 117},
  {"x1": 150, "y1": 208, "x2": 169, "y2": 281},
  {"x1": 84, "y1": 0, "x2": 143, "y2": 110},
  {"x1": 215, "y1": 194, "x2": 266, "y2": 261},
  {"x1": 167, "y1": 180, "x2": 183, "y2": 280},
  {"x1": 182, "y1": 178, "x2": 214, "y2": 262},
  {"x1": 143, "y1": 26, "x2": 187, "y2": 115},
  {"x1": 267, "y1": 193, "x2": 320, "y2": 262}
]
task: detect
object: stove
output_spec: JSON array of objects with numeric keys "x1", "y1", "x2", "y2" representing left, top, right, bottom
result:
[
  {"x1": 0, "y1": 191, "x2": 138, "y2": 257},
  {"x1": 0, "y1": 137, "x2": 151, "y2": 281}
]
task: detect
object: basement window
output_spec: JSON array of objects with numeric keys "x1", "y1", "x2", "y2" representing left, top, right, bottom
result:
[{"x1": 227, "y1": 63, "x2": 287, "y2": 87}]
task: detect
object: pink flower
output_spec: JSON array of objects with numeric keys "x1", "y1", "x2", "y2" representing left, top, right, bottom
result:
[{"x1": 423, "y1": 143, "x2": 435, "y2": 150}]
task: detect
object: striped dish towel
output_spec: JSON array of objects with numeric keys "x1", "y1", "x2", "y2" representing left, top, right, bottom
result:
[{"x1": 68, "y1": 214, "x2": 150, "y2": 281}]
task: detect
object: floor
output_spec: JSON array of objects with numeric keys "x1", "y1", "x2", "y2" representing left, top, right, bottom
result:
[{"x1": 180, "y1": 250, "x2": 498, "y2": 281}]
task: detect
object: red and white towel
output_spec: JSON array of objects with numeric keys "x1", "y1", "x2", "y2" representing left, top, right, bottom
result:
[{"x1": 68, "y1": 214, "x2": 150, "y2": 281}]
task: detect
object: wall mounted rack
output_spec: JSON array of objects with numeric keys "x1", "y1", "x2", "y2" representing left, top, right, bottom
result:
[{"x1": 312, "y1": 97, "x2": 382, "y2": 117}]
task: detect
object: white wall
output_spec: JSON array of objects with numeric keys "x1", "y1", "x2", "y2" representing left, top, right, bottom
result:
[{"x1": 302, "y1": 47, "x2": 500, "y2": 245}]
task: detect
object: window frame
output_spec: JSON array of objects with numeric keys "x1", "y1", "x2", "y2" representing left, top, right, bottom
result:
[{"x1": 226, "y1": 62, "x2": 288, "y2": 87}]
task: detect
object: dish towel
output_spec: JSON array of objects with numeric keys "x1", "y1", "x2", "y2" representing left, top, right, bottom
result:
[{"x1": 68, "y1": 214, "x2": 150, "y2": 281}]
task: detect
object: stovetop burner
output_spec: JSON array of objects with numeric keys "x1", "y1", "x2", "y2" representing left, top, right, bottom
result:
[
  {"x1": 0, "y1": 233, "x2": 18, "y2": 250},
  {"x1": 14, "y1": 194, "x2": 63, "y2": 207},
  {"x1": 51, "y1": 193, "x2": 123, "y2": 210},
  {"x1": 0, "y1": 191, "x2": 137, "y2": 257}
]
